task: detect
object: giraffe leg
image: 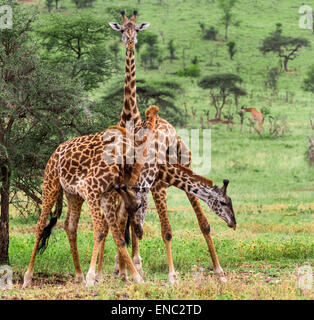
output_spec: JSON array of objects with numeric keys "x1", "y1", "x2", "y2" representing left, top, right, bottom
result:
[
  {"x1": 187, "y1": 193, "x2": 226, "y2": 282},
  {"x1": 85, "y1": 196, "x2": 106, "y2": 287},
  {"x1": 100, "y1": 193, "x2": 143, "y2": 284},
  {"x1": 131, "y1": 226, "x2": 143, "y2": 273},
  {"x1": 113, "y1": 226, "x2": 143, "y2": 277},
  {"x1": 117, "y1": 215, "x2": 128, "y2": 282},
  {"x1": 151, "y1": 182, "x2": 178, "y2": 284},
  {"x1": 96, "y1": 220, "x2": 109, "y2": 283},
  {"x1": 64, "y1": 193, "x2": 85, "y2": 285},
  {"x1": 23, "y1": 177, "x2": 61, "y2": 288}
]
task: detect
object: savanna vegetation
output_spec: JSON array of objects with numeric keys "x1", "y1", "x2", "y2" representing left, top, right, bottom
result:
[{"x1": 0, "y1": 0, "x2": 313, "y2": 300}]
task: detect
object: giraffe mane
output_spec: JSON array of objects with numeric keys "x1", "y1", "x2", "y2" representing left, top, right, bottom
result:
[
  {"x1": 108, "y1": 126, "x2": 127, "y2": 135},
  {"x1": 175, "y1": 163, "x2": 214, "y2": 187}
]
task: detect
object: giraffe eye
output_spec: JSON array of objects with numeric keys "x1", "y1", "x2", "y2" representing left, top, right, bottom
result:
[{"x1": 220, "y1": 201, "x2": 227, "y2": 206}]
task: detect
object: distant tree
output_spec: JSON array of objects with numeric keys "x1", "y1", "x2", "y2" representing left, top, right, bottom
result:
[
  {"x1": 264, "y1": 67, "x2": 281, "y2": 94},
  {"x1": 303, "y1": 64, "x2": 314, "y2": 93},
  {"x1": 36, "y1": 12, "x2": 113, "y2": 91},
  {"x1": 177, "y1": 64, "x2": 200, "y2": 78},
  {"x1": 55, "y1": 0, "x2": 60, "y2": 9},
  {"x1": 46, "y1": 0, "x2": 53, "y2": 12},
  {"x1": 227, "y1": 41, "x2": 236, "y2": 60},
  {"x1": 259, "y1": 24, "x2": 310, "y2": 72},
  {"x1": 109, "y1": 41, "x2": 120, "y2": 68},
  {"x1": 72, "y1": 0, "x2": 95, "y2": 8},
  {"x1": 199, "y1": 23, "x2": 218, "y2": 40},
  {"x1": 191, "y1": 56, "x2": 199, "y2": 64},
  {"x1": 138, "y1": 32, "x2": 162, "y2": 69},
  {"x1": 166, "y1": 39, "x2": 178, "y2": 62},
  {"x1": 198, "y1": 73, "x2": 246, "y2": 119},
  {"x1": 217, "y1": 0, "x2": 238, "y2": 40}
]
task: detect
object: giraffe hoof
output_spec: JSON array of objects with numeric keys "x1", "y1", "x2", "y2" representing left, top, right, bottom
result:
[
  {"x1": 95, "y1": 273, "x2": 103, "y2": 283},
  {"x1": 22, "y1": 271, "x2": 33, "y2": 289},
  {"x1": 75, "y1": 273, "x2": 86, "y2": 285},
  {"x1": 86, "y1": 271, "x2": 96, "y2": 287},
  {"x1": 168, "y1": 272, "x2": 179, "y2": 284},
  {"x1": 133, "y1": 256, "x2": 143, "y2": 274},
  {"x1": 134, "y1": 262, "x2": 143, "y2": 273},
  {"x1": 133, "y1": 274, "x2": 144, "y2": 284},
  {"x1": 218, "y1": 276, "x2": 227, "y2": 283},
  {"x1": 119, "y1": 272, "x2": 128, "y2": 282}
]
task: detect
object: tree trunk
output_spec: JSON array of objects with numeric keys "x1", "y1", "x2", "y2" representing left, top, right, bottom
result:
[
  {"x1": 225, "y1": 23, "x2": 228, "y2": 40},
  {"x1": 283, "y1": 58, "x2": 288, "y2": 72},
  {"x1": 0, "y1": 164, "x2": 10, "y2": 265}
]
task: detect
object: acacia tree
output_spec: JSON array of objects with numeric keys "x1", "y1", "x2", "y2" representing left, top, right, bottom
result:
[
  {"x1": 259, "y1": 24, "x2": 310, "y2": 72},
  {"x1": 37, "y1": 12, "x2": 114, "y2": 91},
  {"x1": 217, "y1": 0, "x2": 237, "y2": 40},
  {"x1": 0, "y1": 3, "x2": 93, "y2": 265},
  {"x1": 198, "y1": 73, "x2": 246, "y2": 119}
]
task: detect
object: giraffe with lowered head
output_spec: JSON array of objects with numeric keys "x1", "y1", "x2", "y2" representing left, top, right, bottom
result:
[{"x1": 109, "y1": 11, "x2": 233, "y2": 283}]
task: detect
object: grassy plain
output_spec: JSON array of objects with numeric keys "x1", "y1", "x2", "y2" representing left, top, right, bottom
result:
[{"x1": 1, "y1": 0, "x2": 313, "y2": 300}]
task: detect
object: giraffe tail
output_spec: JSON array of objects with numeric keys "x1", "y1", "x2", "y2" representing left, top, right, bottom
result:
[
  {"x1": 124, "y1": 216, "x2": 131, "y2": 246},
  {"x1": 37, "y1": 189, "x2": 64, "y2": 253}
]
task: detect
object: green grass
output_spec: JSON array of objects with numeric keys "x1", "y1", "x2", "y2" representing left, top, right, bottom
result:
[{"x1": 1, "y1": 0, "x2": 313, "y2": 300}]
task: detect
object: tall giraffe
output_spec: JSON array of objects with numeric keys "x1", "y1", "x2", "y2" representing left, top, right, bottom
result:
[
  {"x1": 23, "y1": 105, "x2": 159, "y2": 288},
  {"x1": 109, "y1": 11, "x2": 232, "y2": 283},
  {"x1": 109, "y1": 10, "x2": 150, "y2": 129}
]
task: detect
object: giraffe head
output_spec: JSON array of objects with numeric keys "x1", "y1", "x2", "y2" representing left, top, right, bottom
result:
[
  {"x1": 109, "y1": 10, "x2": 150, "y2": 51},
  {"x1": 114, "y1": 184, "x2": 144, "y2": 238},
  {"x1": 208, "y1": 180, "x2": 236, "y2": 229}
]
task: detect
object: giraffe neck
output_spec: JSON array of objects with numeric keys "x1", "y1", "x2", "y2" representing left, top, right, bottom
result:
[
  {"x1": 158, "y1": 164, "x2": 217, "y2": 204},
  {"x1": 118, "y1": 49, "x2": 141, "y2": 128}
]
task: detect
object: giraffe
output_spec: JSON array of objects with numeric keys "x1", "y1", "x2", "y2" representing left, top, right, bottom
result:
[
  {"x1": 22, "y1": 105, "x2": 159, "y2": 288},
  {"x1": 157, "y1": 164, "x2": 236, "y2": 230},
  {"x1": 109, "y1": 10, "x2": 150, "y2": 129},
  {"x1": 241, "y1": 107, "x2": 264, "y2": 133},
  {"x1": 109, "y1": 11, "x2": 231, "y2": 283},
  {"x1": 109, "y1": 153, "x2": 237, "y2": 282}
]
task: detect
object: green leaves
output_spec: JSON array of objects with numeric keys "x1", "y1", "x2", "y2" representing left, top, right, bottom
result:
[
  {"x1": 259, "y1": 24, "x2": 310, "y2": 71},
  {"x1": 303, "y1": 64, "x2": 314, "y2": 93},
  {"x1": 198, "y1": 73, "x2": 243, "y2": 91},
  {"x1": 36, "y1": 12, "x2": 113, "y2": 91}
]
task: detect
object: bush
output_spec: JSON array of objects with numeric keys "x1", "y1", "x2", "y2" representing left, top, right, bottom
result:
[{"x1": 177, "y1": 64, "x2": 200, "y2": 77}]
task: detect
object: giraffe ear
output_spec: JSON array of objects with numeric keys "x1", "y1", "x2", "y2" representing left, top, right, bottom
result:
[
  {"x1": 136, "y1": 22, "x2": 150, "y2": 31},
  {"x1": 222, "y1": 179, "x2": 229, "y2": 196},
  {"x1": 109, "y1": 22, "x2": 122, "y2": 31}
]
